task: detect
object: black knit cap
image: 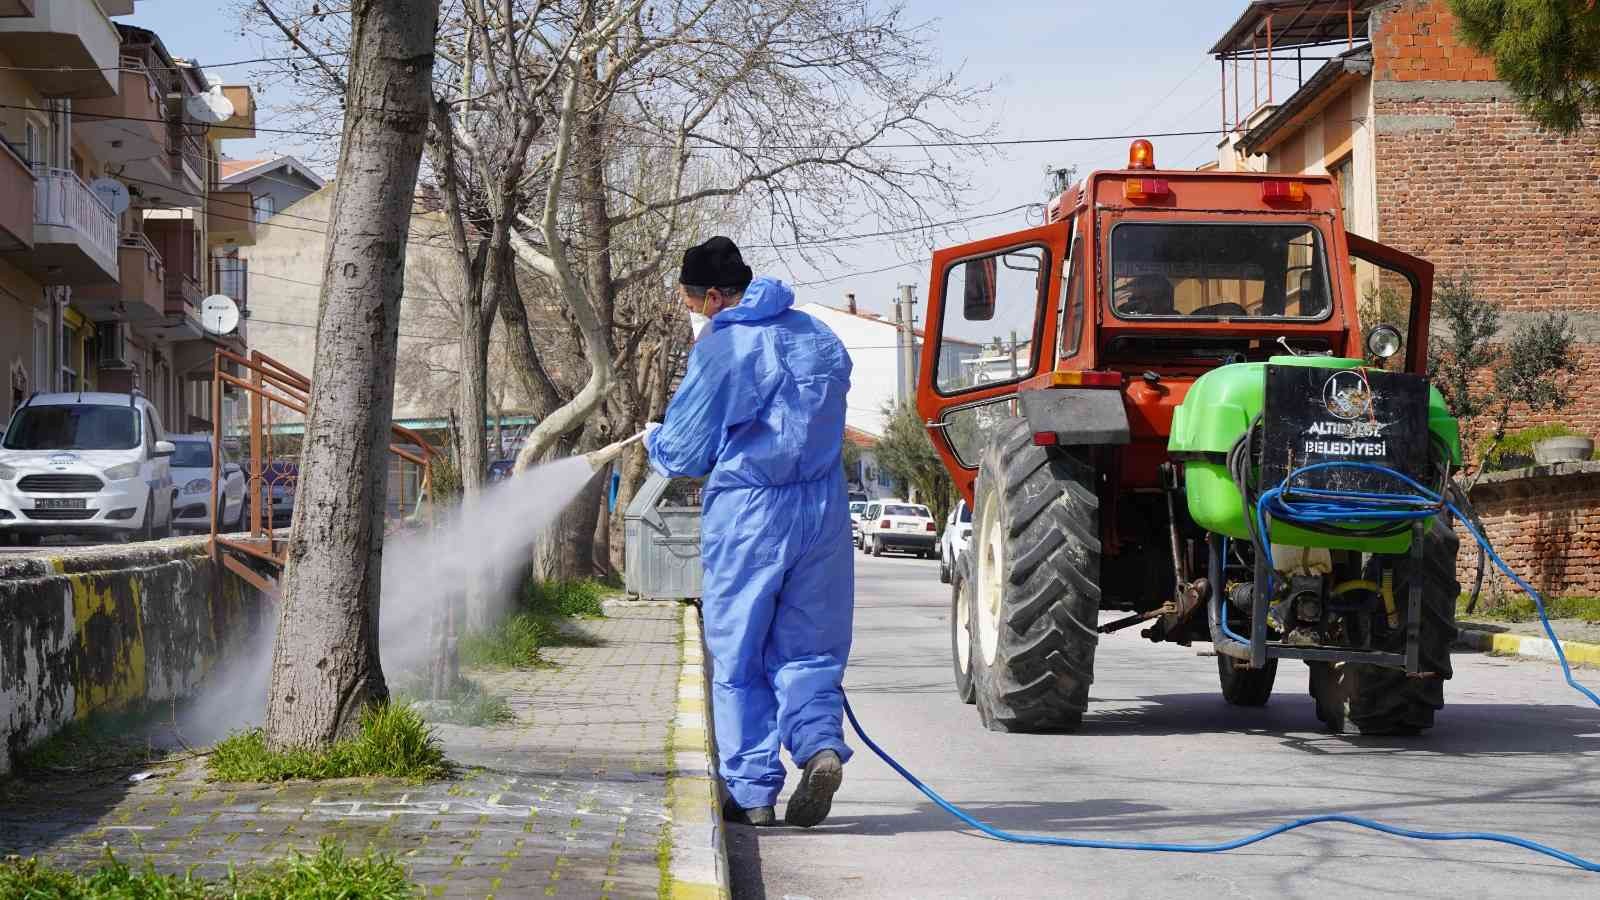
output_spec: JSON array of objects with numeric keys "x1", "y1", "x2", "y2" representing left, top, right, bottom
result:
[{"x1": 679, "y1": 235, "x2": 753, "y2": 288}]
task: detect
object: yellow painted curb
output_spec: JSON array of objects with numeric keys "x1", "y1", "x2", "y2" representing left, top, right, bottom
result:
[{"x1": 662, "y1": 602, "x2": 731, "y2": 900}]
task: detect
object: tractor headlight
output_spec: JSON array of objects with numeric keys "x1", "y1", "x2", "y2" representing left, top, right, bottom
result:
[{"x1": 1365, "y1": 324, "x2": 1403, "y2": 360}]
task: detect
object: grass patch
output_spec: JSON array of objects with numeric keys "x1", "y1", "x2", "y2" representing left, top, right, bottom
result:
[
  {"x1": 17, "y1": 706, "x2": 172, "y2": 774},
  {"x1": 1480, "y1": 424, "x2": 1585, "y2": 471},
  {"x1": 0, "y1": 840, "x2": 413, "y2": 899},
  {"x1": 458, "y1": 579, "x2": 609, "y2": 669},
  {"x1": 208, "y1": 703, "x2": 448, "y2": 783},
  {"x1": 1459, "y1": 594, "x2": 1600, "y2": 624},
  {"x1": 392, "y1": 672, "x2": 515, "y2": 727}
]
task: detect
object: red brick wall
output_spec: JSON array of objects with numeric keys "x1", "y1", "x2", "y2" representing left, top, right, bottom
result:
[
  {"x1": 1371, "y1": 0, "x2": 1498, "y2": 82},
  {"x1": 1455, "y1": 465, "x2": 1600, "y2": 600},
  {"x1": 1370, "y1": 0, "x2": 1600, "y2": 444}
]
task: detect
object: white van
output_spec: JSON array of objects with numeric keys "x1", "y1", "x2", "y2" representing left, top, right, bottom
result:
[{"x1": 0, "y1": 393, "x2": 177, "y2": 545}]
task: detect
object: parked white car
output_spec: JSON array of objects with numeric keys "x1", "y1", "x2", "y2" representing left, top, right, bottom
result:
[
  {"x1": 169, "y1": 434, "x2": 248, "y2": 533},
  {"x1": 859, "y1": 499, "x2": 937, "y2": 558},
  {"x1": 849, "y1": 500, "x2": 867, "y2": 548},
  {"x1": 938, "y1": 499, "x2": 973, "y2": 583},
  {"x1": 0, "y1": 393, "x2": 176, "y2": 545}
]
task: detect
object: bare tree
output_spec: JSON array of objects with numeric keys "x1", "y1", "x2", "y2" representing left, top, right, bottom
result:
[
  {"x1": 247, "y1": 0, "x2": 990, "y2": 582},
  {"x1": 263, "y1": 0, "x2": 440, "y2": 749}
]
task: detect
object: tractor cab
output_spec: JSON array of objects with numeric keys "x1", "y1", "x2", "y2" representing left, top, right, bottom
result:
[{"x1": 919, "y1": 140, "x2": 1433, "y2": 502}]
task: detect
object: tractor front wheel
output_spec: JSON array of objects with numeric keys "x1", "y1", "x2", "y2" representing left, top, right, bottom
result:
[
  {"x1": 969, "y1": 418, "x2": 1101, "y2": 733},
  {"x1": 1218, "y1": 655, "x2": 1277, "y2": 706}
]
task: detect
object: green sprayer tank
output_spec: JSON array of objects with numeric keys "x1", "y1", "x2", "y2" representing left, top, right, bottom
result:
[{"x1": 1168, "y1": 356, "x2": 1461, "y2": 554}]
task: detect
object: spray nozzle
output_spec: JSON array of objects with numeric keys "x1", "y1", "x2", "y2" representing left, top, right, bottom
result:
[{"x1": 584, "y1": 429, "x2": 649, "y2": 472}]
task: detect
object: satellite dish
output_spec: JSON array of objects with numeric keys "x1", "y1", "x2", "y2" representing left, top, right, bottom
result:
[
  {"x1": 200, "y1": 294, "x2": 240, "y2": 335},
  {"x1": 88, "y1": 177, "x2": 130, "y2": 215},
  {"x1": 185, "y1": 85, "x2": 235, "y2": 124}
]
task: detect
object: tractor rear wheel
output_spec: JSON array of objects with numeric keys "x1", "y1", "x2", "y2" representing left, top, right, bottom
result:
[
  {"x1": 1309, "y1": 516, "x2": 1460, "y2": 735},
  {"x1": 1218, "y1": 655, "x2": 1277, "y2": 706},
  {"x1": 969, "y1": 418, "x2": 1101, "y2": 733}
]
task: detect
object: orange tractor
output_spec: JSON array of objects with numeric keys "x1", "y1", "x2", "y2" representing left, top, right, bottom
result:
[{"x1": 918, "y1": 140, "x2": 1463, "y2": 735}]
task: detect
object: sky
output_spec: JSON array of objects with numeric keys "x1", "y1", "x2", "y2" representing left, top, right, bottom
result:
[{"x1": 125, "y1": 0, "x2": 1264, "y2": 321}]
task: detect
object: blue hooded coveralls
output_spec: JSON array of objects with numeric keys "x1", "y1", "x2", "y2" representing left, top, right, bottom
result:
[{"x1": 645, "y1": 277, "x2": 855, "y2": 809}]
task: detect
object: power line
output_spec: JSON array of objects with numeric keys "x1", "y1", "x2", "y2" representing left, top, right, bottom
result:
[{"x1": 2, "y1": 101, "x2": 1232, "y2": 151}]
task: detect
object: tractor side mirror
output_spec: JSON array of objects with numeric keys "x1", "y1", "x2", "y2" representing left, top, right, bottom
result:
[{"x1": 962, "y1": 258, "x2": 997, "y2": 322}]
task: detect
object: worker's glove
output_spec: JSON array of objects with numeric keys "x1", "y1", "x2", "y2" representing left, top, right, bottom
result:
[{"x1": 644, "y1": 421, "x2": 662, "y2": 442}]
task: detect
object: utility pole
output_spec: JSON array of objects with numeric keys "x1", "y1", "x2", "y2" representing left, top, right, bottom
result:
[{"x1": 896, "y1": 284, "x2": 918, "y2": 406}]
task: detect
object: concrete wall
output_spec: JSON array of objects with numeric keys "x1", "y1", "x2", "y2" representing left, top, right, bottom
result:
[
  {"x1": 0, "y1": 537, "x2": 271, "y2": 774},
  {"x1": 1457, "y1": 461, "x2": 1600, "y2": 600}
]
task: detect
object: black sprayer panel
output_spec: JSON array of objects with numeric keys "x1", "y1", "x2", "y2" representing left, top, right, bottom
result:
[{"x1": 1261, "y1": 365, "x2": 1430, "y2": 494}]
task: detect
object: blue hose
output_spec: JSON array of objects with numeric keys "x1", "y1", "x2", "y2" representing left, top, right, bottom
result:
[
  {"x1": 1216, "y1": 536, "x2": 1250, "y2": 645},
  {"x1": 838, "y1": 459, "x2": 1600, "y2": 871},
  {"x1": 842, "y1": 694, "x2": 1600, "y2": 870}
]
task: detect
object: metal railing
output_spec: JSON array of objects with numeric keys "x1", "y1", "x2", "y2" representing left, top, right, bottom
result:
[
  {"x1": 32, "y1": 166, "x2": 118, "y2": 264},
  {"x1": 207, "y1": 349, "x2": 439, "y2": 600},
  {"x1": 122, "y1": 231, "x2": 165, "y2": 277}
]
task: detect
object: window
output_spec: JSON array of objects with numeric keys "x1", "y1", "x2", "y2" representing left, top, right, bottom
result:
[
  {"x1": 253, "y1": 194, "x2": 275, "y2": 224},
  {"x1": 24, "y1": 121, "x2": 40, "y2": 167},
  {"x1": 935, "y1": 245, "x2": 1049, "y2": 394},
  {"x1": 1059, "y1": 236, "x2": 1085, "y2": 359},
  {"x1": 1110, "y1": 223, "x2": 1331, "y2": 321},
  {"x1": 32, "y1": 310, "x2": 50, "y2": 394},
  {"x1": 1330, "y1": 155, "x2": 1354, "y2": 222},
  {"x1": 170, "y1": 440, "x2": 213, "y2": 468},
  {"x1": 60, "y1": 325, "x2": 78, "y2": 392},
  {"x1": 883, "y1": 504, "x2": 931, "y2": 518},
  {"x1": 3, "y1": 405, "x2": 140, "y2": 450},
  {"x1": 940, "y1": 395, "x2": 1020, "y2": 469}
]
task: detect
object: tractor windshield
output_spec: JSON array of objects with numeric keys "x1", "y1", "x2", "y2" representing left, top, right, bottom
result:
[{"x1": 1110, "y1": 223, "x2": 1331, "y2": 321}]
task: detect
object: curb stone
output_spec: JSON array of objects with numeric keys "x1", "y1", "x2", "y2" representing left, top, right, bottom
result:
[
  {"x1": 665, "y1": 601, "x2": 731, "y2": 899},
  {"x1": 1456, "y1": 627, "x2": 1600, "y2": 667}
]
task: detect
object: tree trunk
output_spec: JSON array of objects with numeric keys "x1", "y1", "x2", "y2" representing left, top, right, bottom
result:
[{"x1": 263, "y1": 0, "x2": 438, "y2": 750}]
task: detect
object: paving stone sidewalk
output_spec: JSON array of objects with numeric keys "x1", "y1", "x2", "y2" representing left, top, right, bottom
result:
[{"x1": 0, "y1": 601, "x2": 683, "y2": 899}]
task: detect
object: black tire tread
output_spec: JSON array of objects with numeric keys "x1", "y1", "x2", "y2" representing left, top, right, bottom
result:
[{"x1": 972, "y1": 418, "x2": 1101, "y2": 733}]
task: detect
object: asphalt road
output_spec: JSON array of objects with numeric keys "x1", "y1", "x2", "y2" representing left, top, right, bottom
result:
[{"x1": 728, "y1": 552, "x2": 1600, "y2": 900}]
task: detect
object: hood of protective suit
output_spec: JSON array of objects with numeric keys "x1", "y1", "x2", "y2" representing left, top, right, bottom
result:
[{"x1": 710, "y1": 277, "x2": 794, "y2": 329}]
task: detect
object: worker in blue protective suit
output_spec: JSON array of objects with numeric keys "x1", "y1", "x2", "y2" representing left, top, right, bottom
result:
[{"x1": 644, "y1": 236, "x2": 854, "y2": 829}]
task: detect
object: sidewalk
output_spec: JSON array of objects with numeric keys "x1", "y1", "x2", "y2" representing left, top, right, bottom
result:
[{"x1": 0, "y1": 600, "x2": 727, "y2": 899}]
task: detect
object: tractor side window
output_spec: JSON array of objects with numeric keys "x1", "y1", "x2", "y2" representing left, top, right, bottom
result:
[
  {"x1": 935, "y1": 246, "x2": 1049, "y2": 395},
  {"x1": 1356, "y1": 260, "x2": 1415, "y2": 372},
  {"x1": 940, "y1": 396, "x2": 1021, "y2": 469},
  {"x1": 1059, "y1": 237, "x2": 1084, "y2": 360}
]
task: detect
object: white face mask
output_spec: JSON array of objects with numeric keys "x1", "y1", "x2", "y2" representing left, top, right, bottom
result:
[{"x1": 689, "y1": 311, "x2": 711, "y2": 340}]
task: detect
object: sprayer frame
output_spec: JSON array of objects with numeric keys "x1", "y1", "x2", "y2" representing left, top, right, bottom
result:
[{"x1": 1206, "y1": 522, "x2": 1425, "y2": 672}]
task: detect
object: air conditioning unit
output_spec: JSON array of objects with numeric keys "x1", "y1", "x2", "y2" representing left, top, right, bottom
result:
[{"x1": 95, "y1": 321, "x2": 131, "y2": 369}]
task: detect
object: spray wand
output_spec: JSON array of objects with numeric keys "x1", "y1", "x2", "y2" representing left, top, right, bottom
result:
[{"x1": 584, "y1": 429, "x2": 650, "y2": 472}]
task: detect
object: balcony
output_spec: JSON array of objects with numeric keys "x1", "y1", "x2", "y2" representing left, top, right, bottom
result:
[
  {"x1": 213, "y1": 85, "x2": 256, "y2": 140},
  {"x1": 164, "y1": 120, "x2": 205, "y2": 207},
  {"x1": 75, "y1": 59, "x2": 167, "y2": 163},
  {"x1": 0, "y1": 139, "x2": 33, "y2": 252},
  {"x1": 75, "y1": 233, "x2": 166, "y2": 322},
  {"x1": 208, "y1": 189, "x2": 257, "y2": 246},
  {"x1": 7, "y1": 166, "x2": 119, "y2": 285},
  {"x1": 0, "y1": 0, "x2": 119, "y2": 97}
]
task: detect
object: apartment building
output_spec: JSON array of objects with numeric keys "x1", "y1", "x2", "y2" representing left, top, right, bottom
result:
[{"x1": 0, "y1": 1, "x2": 256, "y2": 434}]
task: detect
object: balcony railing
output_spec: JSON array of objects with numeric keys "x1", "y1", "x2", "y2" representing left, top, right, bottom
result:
[
  {"x1": 213, "y1": 256, "x2": 247, "y2": 308},
  {"x1": 32, "y1": 166, "x2": 117, "y2": 265}
]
